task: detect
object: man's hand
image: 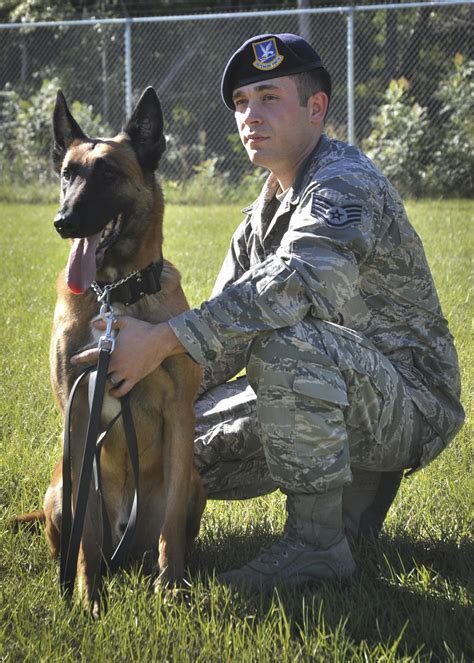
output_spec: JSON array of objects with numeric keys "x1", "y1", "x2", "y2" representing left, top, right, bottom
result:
[{"x1": 71, "y1": 317, "x2": 185, "y2": 397}]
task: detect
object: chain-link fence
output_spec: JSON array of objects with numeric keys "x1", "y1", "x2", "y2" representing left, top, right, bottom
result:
[{"x1": 0, "y1": 1, "x2": 472, "y2": 195}]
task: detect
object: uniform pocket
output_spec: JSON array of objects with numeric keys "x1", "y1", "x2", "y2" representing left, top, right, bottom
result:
[
  {"x1": 293, "y1": 362, "x2": 349, "y2": 407},
  {"x1": 291, "y1": 362, "x2": 350, "y2": 485},
  {"x1": 255, "y1": 361, "x2": 352, "y2": 491}
]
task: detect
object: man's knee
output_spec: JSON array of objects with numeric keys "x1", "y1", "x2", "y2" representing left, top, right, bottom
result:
[
  {"x1": 246, "y1": 325, "x2": 352, "y2": 493},
  {"x1": 246, "y1": 322, "x2": 331, "y2": 388}
]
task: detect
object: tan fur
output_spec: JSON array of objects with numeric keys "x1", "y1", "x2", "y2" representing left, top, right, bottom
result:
[{"x1": 17, "y1": 112, "x2": 206, "y2": 614}]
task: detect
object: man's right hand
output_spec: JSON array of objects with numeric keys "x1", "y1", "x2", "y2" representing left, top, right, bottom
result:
[{"x1": 71, "y1": 317, "x2": 186, "y2": 397}]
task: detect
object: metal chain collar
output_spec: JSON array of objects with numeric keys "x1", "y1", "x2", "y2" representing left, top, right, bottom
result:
[{"x1": 90, "y1": 268, "x2": 142, "y2": 303}]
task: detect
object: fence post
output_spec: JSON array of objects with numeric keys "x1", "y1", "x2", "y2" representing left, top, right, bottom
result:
[
  {"x1": 124, "y1": 18, "x2": 132, "y2": 117},
  {"x1": 346, "y1": 7, "x2": 355, "y2": 145},
  {"x1": 297, "y1": 0, "x2": 311, "y2": 42}
]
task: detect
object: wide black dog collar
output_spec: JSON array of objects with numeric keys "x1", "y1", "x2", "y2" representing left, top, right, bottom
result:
[{"x1": 91, "y1": 258, "x2": 164, "y2": 306}]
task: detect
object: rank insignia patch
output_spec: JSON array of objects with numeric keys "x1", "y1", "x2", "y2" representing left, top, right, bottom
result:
[
  {"x1": 311, "y1": 194, "x2": 363, "y2": 228},
  {"x1": 252, "y1": 38, "x2": 284, "y2": 71}
]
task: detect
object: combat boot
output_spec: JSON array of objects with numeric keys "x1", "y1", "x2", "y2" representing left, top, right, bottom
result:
[
  {"x1": 342, "y1": 469, "x2": 403, "y2": 543},
  {"x1": 218, "y1": 490, "x2": 356, "y2": 593}
]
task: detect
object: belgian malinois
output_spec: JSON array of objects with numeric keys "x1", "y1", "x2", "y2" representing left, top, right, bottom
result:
[{"x1": 17, "y1": 87, "x2": 206, "y2": 615}]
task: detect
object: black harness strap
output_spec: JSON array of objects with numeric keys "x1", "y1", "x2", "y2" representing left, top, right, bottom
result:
[
  {"x1": 110, "y1": 394, "x2": 139, "y2": 570},
  {"x1": 60, "y1": 348, "x2": 111, "y2": 597},
  {"x1": 60, "y1": 366, "x2": 93, "y2": 596},
  {"x1": 93, "y1": 393, "x2": 140, "y2": 573},
  {"x1": 59, "y1": 353, "x2": 141, "y2": 597}
]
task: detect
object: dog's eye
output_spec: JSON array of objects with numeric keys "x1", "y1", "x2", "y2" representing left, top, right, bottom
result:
[{"x1": 62, "y1": 168, "x2": 71, "y2": 181}]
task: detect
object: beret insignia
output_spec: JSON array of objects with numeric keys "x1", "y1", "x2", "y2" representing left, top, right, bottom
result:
[
  {"x1": 311, "y1": 194, "x2": 363, "y2": 227},
  {"x1": 252, "y1": 38, "x2": 284, "y2": 71}
]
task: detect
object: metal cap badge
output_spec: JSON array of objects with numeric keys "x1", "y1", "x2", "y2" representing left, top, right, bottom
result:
[
  {"x1": 251, "y1": 37, "x2": 284, "y2": 71},
  {"x1": 221, "y1": 33, "x2": 329, "y2": 110}
]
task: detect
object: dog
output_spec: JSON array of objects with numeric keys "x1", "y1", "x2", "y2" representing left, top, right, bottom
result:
[{"x1": 15, "y1": 87, "x2": 206, "y2": 615}]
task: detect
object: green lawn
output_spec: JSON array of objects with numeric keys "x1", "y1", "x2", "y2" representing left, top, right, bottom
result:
[{"x1": 0, "y1": 199, "x2": 472, "y2": 661}]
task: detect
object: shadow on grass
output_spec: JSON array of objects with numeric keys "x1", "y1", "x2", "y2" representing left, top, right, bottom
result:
[
  {"x1": 186, "y1": 526, "x2": 473, "y2": 660},
  {"x1": 10, "y1": 516, "x2": 471, "y2": 658},
  {"x1": 379, "y1": 533, "x2": 474, "y2": 587}
]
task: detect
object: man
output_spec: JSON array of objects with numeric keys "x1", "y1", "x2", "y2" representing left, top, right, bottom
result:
[{"x1": 74, "y1": 34, "x2": 464, "y2": 591}]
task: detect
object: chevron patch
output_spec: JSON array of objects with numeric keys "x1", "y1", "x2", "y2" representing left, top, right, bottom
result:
[{"x1": 311, "y1": 194, "x2": 363, "y2": 228}]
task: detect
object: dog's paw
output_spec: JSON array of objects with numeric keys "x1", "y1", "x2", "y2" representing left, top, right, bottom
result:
[
  {"x1": 153, "y1": 566, "x2": 184, "y2": 594},
  {"x1": 90, "y1": 599, "x2": 101, "y2": 621}
]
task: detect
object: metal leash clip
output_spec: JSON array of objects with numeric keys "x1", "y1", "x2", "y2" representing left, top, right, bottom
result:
[{"x1": 98, "y1": 293, "x2": 116, "y2": 354}]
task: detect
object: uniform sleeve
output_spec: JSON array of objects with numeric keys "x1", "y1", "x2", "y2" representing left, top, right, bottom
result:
[{"x1": 169, "y1": 170, "x2": 381, "y2": 367}]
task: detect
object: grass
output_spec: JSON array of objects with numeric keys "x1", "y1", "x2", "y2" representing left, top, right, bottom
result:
[{"x1": 0, "y1": 199, "x2": 472, "y2": 661}]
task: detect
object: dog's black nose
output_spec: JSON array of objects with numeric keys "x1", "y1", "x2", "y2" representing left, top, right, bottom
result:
[{"x1": 54, "y1": 211, "x2": 81, "y2": 236}]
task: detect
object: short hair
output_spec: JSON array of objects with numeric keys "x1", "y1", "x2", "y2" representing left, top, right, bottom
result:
[{"x1": 290, "y1": 69, "x2": 332, "y2": 116}]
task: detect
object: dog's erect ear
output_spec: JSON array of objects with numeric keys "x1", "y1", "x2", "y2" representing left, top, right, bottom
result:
[
  {"x1": 122, "y1": 87, "x2": 166, "y2": 172},
  {"x1": 53, "y1": 90, "x2": 89, "y2": 174}
]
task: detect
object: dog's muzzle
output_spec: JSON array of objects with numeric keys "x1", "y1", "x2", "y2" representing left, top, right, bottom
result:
[{"x1": 54, "y1": 210, "x2": 109, "y2": 239}]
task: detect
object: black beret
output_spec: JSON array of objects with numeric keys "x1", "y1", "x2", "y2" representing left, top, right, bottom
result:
[{"x1": 221, "y1": 33, "x2": 330, "y2": 110}]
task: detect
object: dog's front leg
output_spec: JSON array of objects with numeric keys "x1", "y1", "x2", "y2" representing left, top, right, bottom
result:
[
  {"x1": 76, "y1": 483, "x2": 104, "y2": 619},
  {"x1": 68, "y1": 397, "x2": 104, "y2": 617},
  {"x1": 155, "y1": 397, "x2": 195, "y2": 590}
]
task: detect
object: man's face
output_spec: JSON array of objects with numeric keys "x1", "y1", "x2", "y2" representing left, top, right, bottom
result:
[{"x1": 232, "y1": 75, "x2": 322, "y2": 186}]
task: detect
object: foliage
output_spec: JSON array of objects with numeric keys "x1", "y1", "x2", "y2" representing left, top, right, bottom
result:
[
  {"x1": 363, "y1": 77, "x2": 429, "y2": 196},
  {"x1": 0, "y1": 0, "x2": 300, "y2": 22},
  {"x1": 424, "y1": 54, "x2": 474, "y2": 198},
  {"x1": 0, "y1": 77, "x2": 110, "y2": 186},
  {"x1": 364, "y1": 57, "x2": 474, "y2": 197},
  {"x1": 2, "y1": 52, "x2": 471, "y2": 203},
  {"x1": 162, "y1": 159, "x2": 266, "y2": 205},
  {"x1": 0, "y1": 73, "x2": 263, "y2": 205},
  {"x1": 5, "y1": 0, "x2": 77, "y2": 23},
  {"x1": 162, "y1": 129, "x2": 207, "y2": 182}
]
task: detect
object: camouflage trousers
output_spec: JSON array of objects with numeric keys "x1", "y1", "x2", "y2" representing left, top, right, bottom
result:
[{"x1": 194, "y1": 318, "x2": 432, "y2": 498}]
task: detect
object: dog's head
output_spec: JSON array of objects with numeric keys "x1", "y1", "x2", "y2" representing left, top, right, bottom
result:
[{"x1": 52, "y1": 87, "x2": 166, "y2": 294}]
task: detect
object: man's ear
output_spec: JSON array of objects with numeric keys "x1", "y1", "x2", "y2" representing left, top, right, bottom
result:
[
  {"x1": 309, "y1": 91, "x2": 329, "y2": 124},
  {"x1": 52, "y1": 90, "x2": 89, "y2": 174},
  {"x1": 122, "y1": 87, "x2": 166, "y2": 172}
]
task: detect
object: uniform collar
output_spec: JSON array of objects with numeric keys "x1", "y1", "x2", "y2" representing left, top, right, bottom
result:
[
  {"x1": 241, "y1": 133, "x2": 330, "y2": 215},
  {"x1": 241, "y1": 173, "x2": 279, "y2": 215},
  {"x1": 289, "y1": 133, "x2": 330, "y2": 205}
]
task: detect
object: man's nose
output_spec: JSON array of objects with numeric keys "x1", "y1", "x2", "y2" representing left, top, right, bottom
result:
[{"x1": 242, "y1": 102, "x2": 262, "y2": 125}]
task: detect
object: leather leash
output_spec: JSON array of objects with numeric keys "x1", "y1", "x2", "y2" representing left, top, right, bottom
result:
[{"x1": 59, "y1": 294, "x2": 140, "y2": 598}]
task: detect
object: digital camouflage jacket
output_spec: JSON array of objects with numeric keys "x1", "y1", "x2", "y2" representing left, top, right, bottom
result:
[{"x1": 170, "y1": 135, "x2": 464, "y2": 447}]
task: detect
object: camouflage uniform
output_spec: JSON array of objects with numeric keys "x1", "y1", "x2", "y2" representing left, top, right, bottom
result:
[{"x1": 170, "y1": 135, "x2": 464, "y2": 500}]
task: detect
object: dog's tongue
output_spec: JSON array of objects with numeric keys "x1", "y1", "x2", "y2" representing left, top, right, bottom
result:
[{"x1": 65, "y1": 234, "x2": 101, "y2": 294}]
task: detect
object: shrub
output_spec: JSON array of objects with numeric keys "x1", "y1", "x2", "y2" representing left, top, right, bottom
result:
[
  {"x1": 162, "y1": 159, "x2": 266, "y2": 206},
  {"x1": 364, "y1": 57, "x2": 473, "y2": 198},
  {"x1": 363, "y1": 77, "x2": 429, "y2": 196},
  {"x1": 424, "y1": 54, "x2": 474, "y2": 197},
  {"x1": 0, "y1": 78, "x2": 110, "y2": 187}
]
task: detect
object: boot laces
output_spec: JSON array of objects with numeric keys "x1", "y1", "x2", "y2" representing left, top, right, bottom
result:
[{"x1": 253, "y1": 534, "x2": 307, "y2": 566}]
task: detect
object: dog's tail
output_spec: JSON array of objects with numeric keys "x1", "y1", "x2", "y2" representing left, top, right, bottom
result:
[{"x1": 10, "y1": 509, "x2": 46, "y2": 531}]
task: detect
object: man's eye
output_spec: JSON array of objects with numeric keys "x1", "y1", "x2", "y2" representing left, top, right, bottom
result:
[
  {"x1": 263, "y1": 94, "x2": 278, "y2": 101},
  {"x1": 234, "y1": 99, "x2": 246, "y2": 108}
]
